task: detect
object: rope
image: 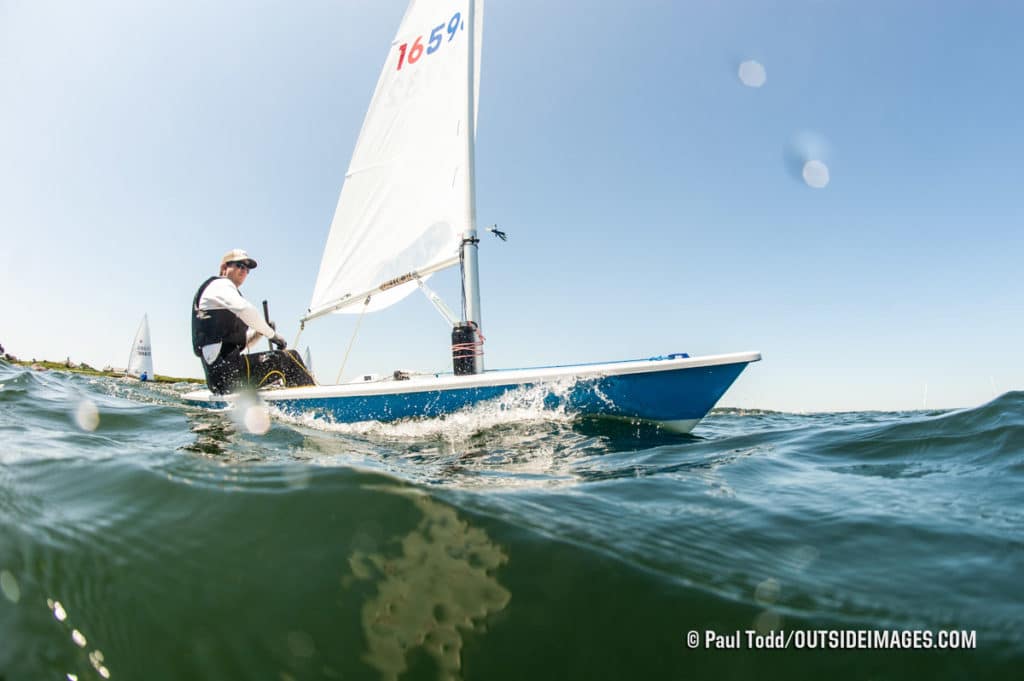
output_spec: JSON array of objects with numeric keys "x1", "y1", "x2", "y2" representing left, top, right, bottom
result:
[
  {"x1": 451, "y1": 342, "x2": 484, "y2": 358},
  {"x1": 451, "y1": 323, "x2": 485, "y2": 359},
  {"x1": 287, "y1": 349, "x2": 317, "y2": 385},
  {"x1": 243, "y1": 347, "x2": 316, "y2": 389},
  {"x1": 257, "y1": 370, "x2": 286, "y2": 388},
  {"x1": 336, "y1": 297, "x2": 371, "y2": 384}
]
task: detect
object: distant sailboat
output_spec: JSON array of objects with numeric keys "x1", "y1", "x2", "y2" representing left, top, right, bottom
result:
[
  {"x1": 304, "y1": 346, "x2": 315, "y2": 382},
  {"x1": 184, "y1": 0, "x2": 759, "y2": 432},
  {"x1": 127, "y1": 314, "x2": 154, "y2": 381}
]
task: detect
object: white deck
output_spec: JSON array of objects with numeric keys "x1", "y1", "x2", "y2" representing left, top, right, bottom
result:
[{"x1": 182, "y1": 351, "x2": 761, "y2": 405}]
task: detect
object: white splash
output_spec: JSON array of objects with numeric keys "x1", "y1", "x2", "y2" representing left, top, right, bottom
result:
[
  {"x1": 738, "y1": 60, "x2": 767, "y2": 88},
  {"x1": 272, "y1": 379, "x2": 580, "y2": 444}
]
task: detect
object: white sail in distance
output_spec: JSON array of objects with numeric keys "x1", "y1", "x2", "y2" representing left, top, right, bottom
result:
[
  {"x1": 127, "y1": 314, "x2": 154, "y2": 378},
  {"x1": 306, "y1": 0, "x2": 484, "y2": 320},
  {"x1": 304, "y1": 346, "x2": 315, "y2": 381}
]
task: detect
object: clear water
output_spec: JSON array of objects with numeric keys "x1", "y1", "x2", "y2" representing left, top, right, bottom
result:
[{"x1": 1, "y1": 361, "x2": 1020, "y2": 679}]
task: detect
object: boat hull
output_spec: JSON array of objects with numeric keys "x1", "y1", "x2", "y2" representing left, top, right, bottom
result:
[{"x1": 182, "y1": 352, "x2": 760, "y2": 434}]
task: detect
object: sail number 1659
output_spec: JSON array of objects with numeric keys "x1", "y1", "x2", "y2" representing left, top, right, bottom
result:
[{"x1": 396, "y1": 11, "x2": 464, "y2": 71}]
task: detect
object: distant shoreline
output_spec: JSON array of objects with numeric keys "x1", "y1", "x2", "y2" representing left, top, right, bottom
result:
[{"x1": 2, "y1": 357, "x2": 203, "y2": 384}]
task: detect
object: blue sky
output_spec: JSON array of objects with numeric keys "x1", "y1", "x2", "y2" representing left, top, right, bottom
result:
[{"x1": 2, "y1": 0, "x2": 1021, "y2": 412}]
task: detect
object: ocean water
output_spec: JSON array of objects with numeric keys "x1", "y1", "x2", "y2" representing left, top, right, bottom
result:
[{"x1": 1, "y1": 360, "x2": 1021, "y2": 680}]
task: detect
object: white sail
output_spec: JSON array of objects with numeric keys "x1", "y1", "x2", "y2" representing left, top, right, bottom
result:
[
  {"x1": 306, "y1": 0, "x2": 484, "y2": 320},
  {"x1": 127, "y1": 314, "x2": 154, "y2": 378}
]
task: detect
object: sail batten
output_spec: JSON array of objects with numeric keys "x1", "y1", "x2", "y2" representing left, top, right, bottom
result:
[{"x1": 308, "y1": 0, "x2": 484, "y2": 319}]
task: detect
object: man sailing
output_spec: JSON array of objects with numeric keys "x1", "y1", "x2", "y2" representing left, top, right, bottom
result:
[{"x1": 192, "y1": 249, "x2": 315, "y2": 394}]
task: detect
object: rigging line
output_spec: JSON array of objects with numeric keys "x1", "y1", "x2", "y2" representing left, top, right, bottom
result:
[
  {"x1": 292, "y1": 321, "x2": 304, "y2": 350},
  {"x1": 417, "y1": 279, "x2": 458, "y2": 327},
  {"x1": 336, "y1": 296, "x2": 371, "y2": 384}
]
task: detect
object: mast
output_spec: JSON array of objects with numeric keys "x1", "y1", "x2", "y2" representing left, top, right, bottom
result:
[{"x1": 460, "y1": 0, "x2": 484, "y2": 373}]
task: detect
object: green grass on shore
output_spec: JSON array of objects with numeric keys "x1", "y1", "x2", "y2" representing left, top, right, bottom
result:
[{"x1": 3, "y1": 358, "x2": 203, "y2": 384}]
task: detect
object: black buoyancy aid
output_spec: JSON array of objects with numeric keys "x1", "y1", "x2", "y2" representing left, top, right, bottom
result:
[{"x1": 191, "y1": 276, "x2": 250, "y2": 360}]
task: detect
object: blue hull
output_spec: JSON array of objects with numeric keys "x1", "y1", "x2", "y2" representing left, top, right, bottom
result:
[
  {"x1": 183, "y1": 352, "x2": 760, "y2": 433},
  {"x1": 267, "y1": 358, "x2": 753, "y2": 432}
]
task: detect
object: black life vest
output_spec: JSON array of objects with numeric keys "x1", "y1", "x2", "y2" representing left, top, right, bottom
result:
[{"x1": 191, "y1": 276, "x2": 249, "y2": 361}]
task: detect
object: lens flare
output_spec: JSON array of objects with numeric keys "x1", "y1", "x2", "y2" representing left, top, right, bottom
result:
[
  {"x1": 74, "y1": 400, "x2": 100, "y2": 431},
  {"x1": 229, "y1": 392, "x2": 272, "y2": 435},
  {"x1": 287, "y1": 630, "x2": 316, "y2": 658},
  {"x1": 792, "y1": 545, "x2": 820, "y2": 570},
  {"x1": 754, "y1": 609, "x2": 782, "y2": 633},
  {"x1": 243, "y1": 405, "x2": 271, "y2": 435},
  {"x1": 0, "y1": 570, "x2": 20, "y2": 603},
  {"x1": 738, "y1": 60, "x2": 767, "y2": 88},
  {"x1": 49, "y1": 599, "x2": 68, "y2": 622},
  {"x1": 88, "y1": 650, "x2": 109, "y2": 678},
  {"x1": 784, "y1": 131, "x2": 832, "y2": 188},
  {"x1": 802, "y1": 160, "x2": 830, "y2": 188},
  {"x1": 755, "y1": 578, "x2": 781, "y2": 605}
]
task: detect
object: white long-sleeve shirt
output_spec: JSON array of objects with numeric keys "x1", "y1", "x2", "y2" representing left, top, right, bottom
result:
[{"x1": 197, "y1": 278, "x2": 276, "y2": 363}]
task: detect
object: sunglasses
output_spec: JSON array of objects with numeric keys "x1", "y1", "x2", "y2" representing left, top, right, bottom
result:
[{"x1": 229, "y1": 261, "x2": 250, "y2": 272}]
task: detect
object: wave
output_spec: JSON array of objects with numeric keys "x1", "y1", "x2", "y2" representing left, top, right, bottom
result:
[
  {"x1": 2, "y1": 361, "x2": 1023, "y2": 678},
  {"x1": 789, "y1": 391, "x2": 1024, "y2": 476}
]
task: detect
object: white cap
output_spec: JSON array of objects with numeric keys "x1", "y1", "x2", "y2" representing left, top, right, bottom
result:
[{"x1": 220, "y1": 249, "x2": 257, "y2": 269}]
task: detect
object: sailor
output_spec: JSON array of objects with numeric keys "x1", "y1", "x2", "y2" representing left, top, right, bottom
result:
[{"x1": 192, "y1": 249, "x2": 315, "y2": 394}]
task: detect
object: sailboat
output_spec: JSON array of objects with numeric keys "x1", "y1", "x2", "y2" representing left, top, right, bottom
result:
[
  {"x1": 303, "y1": 346, "x2": 315, "y2": 382},
  {"x1": 184, "y1": 0, "x2": 760, "y2": 433},
  {"x1": 127, "y1": 314, "x2": 154, "y2": 381}
]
